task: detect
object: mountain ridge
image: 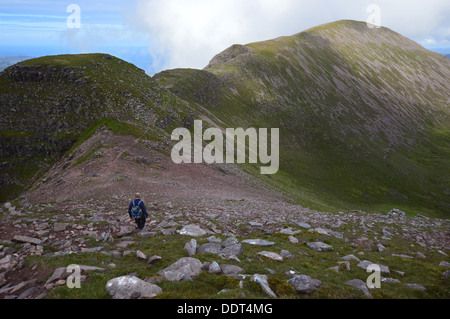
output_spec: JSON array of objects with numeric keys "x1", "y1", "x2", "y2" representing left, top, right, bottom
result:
[
  {"x1": 0, "y1": 20, "x2": 449, "y2": 217},
  {"x1": 154, "y1": 20, "x2": 450, "y2": 217}
]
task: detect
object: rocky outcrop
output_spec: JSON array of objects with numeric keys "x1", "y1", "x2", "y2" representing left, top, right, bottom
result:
[{"x1": 106, "y1": 276, "x2": 162, "y2": 299}]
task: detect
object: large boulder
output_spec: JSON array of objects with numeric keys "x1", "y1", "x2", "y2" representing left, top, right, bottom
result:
[
  {"x1": 357, "y1": 260, "x2": 390, "y2": 274},
  {"x1": 287, "y1": 275, "x2": 323, "y2": 294},
  {"x1": 12, "y1": 235, "x2": 42, "y2": 246},
  {"x1": 0, "y1": 255, "x2": 19, "y2": 272},
  {"x1": 387, "y1": 209, "x2": 406, "y2": 218},
  {"x1": 45, "y1": 265, "x2": 105, "y2": 287},
  {"x1": 197, "y1": 242, "x2": 243, "y2": 258},
  {"x1": 345, "y1": 279, "x2": 373, "y2": 299},
  {"x1": 184, "y1": 239, "x2": 197, "y2": 257},
  {"x1": 252, "y1": 274, "x2": 277, "y2": 298},
  {"x1": 117, "y1": 226, "x2": 135, "y2": 238},
  {"x1": 53, "y1": 223, "x2": 69, "y2": 232},
  {"x1": 256, "y1": 251, "x2": 283, "y2": 262},
  {"x1": 242, "y1": 239, "x2": 275, "y2": 246},
  {"x1": 158, "y1": 257, "x2": 203, "y2": 282},
  {"x1": 179, "y1": 224, "x2": 207, "y2": 237},
  {"x1": 306, "y1": 242, "x2": 333, "y2": 252},
  {"x1": 220, "y1": 264, "x2": 244, "y2": 277},
  {"x1": 106, "y1": 276, "x2": 162, "y2": 299},
  {"x1": 197, "y1": 243, "x2": 223, "y2": 255}
]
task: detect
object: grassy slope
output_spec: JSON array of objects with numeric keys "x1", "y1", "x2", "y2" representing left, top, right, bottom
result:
[
  {"x1": 154, "y1": 20, "x2": 450, "y2": 217},
  {"x1": 22, "y1": 216, "x2": 449, "y2": 300}
]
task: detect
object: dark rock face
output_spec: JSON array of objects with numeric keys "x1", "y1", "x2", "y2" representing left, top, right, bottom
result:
[
  {"x1": 0, "y1": 55, "x2": 196, "y2": 201},
  {"x1": 5, "y1": 65, "x2": 85, "y2": 83}
]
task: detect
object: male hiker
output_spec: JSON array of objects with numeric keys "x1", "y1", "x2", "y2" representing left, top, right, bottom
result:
[{"x1": 128, "y1": 193, "x2": 149, "y2": 231}]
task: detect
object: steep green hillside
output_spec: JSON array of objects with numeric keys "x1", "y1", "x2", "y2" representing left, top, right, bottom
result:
[
  {"x1": 154, "y1": 20, "x2": 450, "y2": 217},
  {"x1": 0, "y1": 54, "x2": 196, "y2": 201}
]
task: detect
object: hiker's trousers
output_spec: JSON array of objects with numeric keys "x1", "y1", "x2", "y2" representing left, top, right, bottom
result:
[{"x1": 135, "y1": 217, "x2": 146, "y2": 230}]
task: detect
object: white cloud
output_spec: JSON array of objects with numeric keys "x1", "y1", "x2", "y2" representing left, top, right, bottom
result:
[{"x1": 127, "y1": 0, "x2": 450, "y2": 71}]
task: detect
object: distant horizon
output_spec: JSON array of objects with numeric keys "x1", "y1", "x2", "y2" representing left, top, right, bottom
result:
[
  {"x1": 0, "y1": 41, "x2": 448, "y2": 76},
  {"x1": 1, "y1": 1, "x2": 449, "y2": 74}
]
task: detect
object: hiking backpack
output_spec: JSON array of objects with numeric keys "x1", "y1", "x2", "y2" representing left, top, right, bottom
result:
[{"x1": 131, "y1": 200, "x2": 143, "y2": 219}]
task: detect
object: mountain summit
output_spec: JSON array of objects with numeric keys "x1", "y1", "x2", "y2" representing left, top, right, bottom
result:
[{"x1": 154, "y1": 20, "x2": 450, "y2": 217}]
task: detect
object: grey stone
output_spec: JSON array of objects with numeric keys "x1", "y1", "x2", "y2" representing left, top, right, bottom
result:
[
  {"x1": 0, "y1": 255, "x2": 15, "y2": 272},
  {"x1": 158, "y1": 257, "x2": 203, "y2": 282},
  {"x1": 208, "y1": 262, "x2": 222, "y2": 274},
  {"x1": 256, "y1": 251, "x2": 283, "y2": 262},
  {"x1": 280, "y1": 250, "x2": 295, "y2": 260},
  {"x1": 81, "y1": 247, "x2": 104, "y2": 253},
  {"x1": 220, "y1": 264, "x2": 244, "y2": 277},
  {"x1": 313, "y1": 228, "x2": 343, "y2": 239},
  {"x1": 306, "y1": 242, "x2": 333, "y2": 252},
  {"x1": 117, "y1": 226, "x2": 134, "y2": 238},
  {"x1": 45, "y1": 265, "x2": 105, "y2": 286},
  {"x1": 12, "y1": 235, "x2": 42, "y2": 246},
  {"x1": 179, "y1": 224, "x2": 207, "y2": 237},
  {"x1": 221, "y1": 237, "x2": 239, "y2": 247},
  {"x1": 163, "y1": 271, "x2": 187, "y2": 282},
  {"x1": 111, "y1": 250, "x2": 122, "y2": 259},
  {"x1": 160, "y1": 227, "x2": 176, "y2": 235},
  {"x1": 3, "y1": 247, "x2": 17, "y2": 255},
  {"x1": 116, "y1": 241, "x2": 135, "y2": 248},
  {"x1": 138, "y1": 231, "x2": 156, "y2": 239},
  {"x1": 381, "y1": 278, "x2": 401, "y2": 284},
  {"x1": 357, "y1": 260, "x2": 390, "y2": 274},
  {"x1": 35, "y1": 230, "x2": 50, "y2": 238},
  {"x1": 197, "y1": 243, "x2": 223, "y2": 255},
  {"x1": 341, "y1": 254, "x2": 361, "y2": 262},
  {"x1": 207, "y1": 236, "x2": 222, "y2": 243},
  {"x1": 136, "y1": 250, "x2": 147, "y2": 260},
  {"x1": 249, "y1": 221, "x2": 263, "y2": 227},
  {"x1": 221, "y1": 243, "x2": 243, "y2": 258},
  {"x1": 53, "y1": 223, "x2": 69, "y2": 232},
  {"x1": 0, "y1": 272, "x2": 7, "y2": 288},
  {"x1": 296, "y1": 222, "x2": 311, "y2": 229},
  {"x1": 279, "y1": 228, "x2": 301, "y2": 235},
  {"x1": 252, "y1": 274, "x2": 277, "y2": 298},
  {"x1": 17, "y1": 286, "x2": 37, "y2": 299},
  {"x1": 147, "y1": 255, "x2": 162, "y2": 265},
  {"x1": 288, "y1": 275, "x2": 323, "y2": 294},
  {"x1": 387, "y1": 209, "x2": 406, "y2": 218},
  {"x1": 439, "y1": 261, "x2": 450, "y2": 268},
  {"x1": 45, "y1": 267, "x2": 71, "y2": 286},
  {"x1": 337, "y1": 261, "x2": 351, "y2": 271},
  {"x1": 346, "y1": 279, "x2": 373, "y2": 299},
  {"x1": 106, "y1": 276, "x2": 162, "y2": 299},
  {"x1": 184, "y1": 239, "x2": 197, "y2": 257},
  {"x1": 242, "y1": 239, "x2": 275, "y2": 246},
  {"x1": 289, "y1": 236, "x2": 299, "y2": 244}
]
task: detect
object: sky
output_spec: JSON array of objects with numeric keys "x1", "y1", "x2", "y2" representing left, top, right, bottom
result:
[{"x1": 0, "y1": 0, "x2": 449, "y2": 74}]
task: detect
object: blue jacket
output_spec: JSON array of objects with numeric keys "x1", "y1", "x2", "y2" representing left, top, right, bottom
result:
[{"x1": 128, "y1": 199, "x2": 149, "y2": 218}]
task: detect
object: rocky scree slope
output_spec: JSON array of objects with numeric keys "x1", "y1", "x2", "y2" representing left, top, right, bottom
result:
[{"x1": 0, "y1": 198, "x2": 449, "y2": 299}]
